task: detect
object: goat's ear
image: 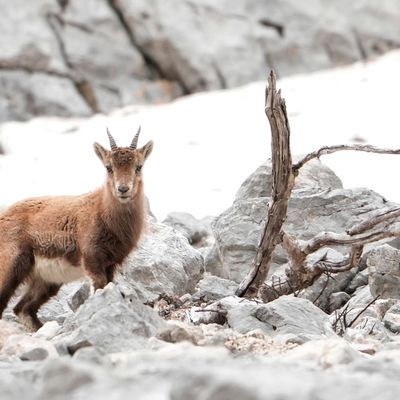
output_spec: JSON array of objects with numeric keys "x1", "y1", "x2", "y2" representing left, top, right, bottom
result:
[
  {"x1": 140, "y1": 140, "x2": 154, "y2": 161},
  {"x1": 93, "y1": 142, "x2": 108, "y2": 163}
]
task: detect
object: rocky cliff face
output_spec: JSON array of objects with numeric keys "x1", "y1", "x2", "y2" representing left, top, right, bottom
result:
[{"x1": 1, "y1": 0, "x2": 400, "y2": 122}]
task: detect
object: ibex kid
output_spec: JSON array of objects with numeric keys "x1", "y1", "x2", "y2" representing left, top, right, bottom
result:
[{"x1": 0, "y1": 127, "x2": 153, "y2": 330}]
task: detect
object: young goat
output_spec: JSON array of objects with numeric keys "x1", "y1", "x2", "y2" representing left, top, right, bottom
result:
[{"x1": 0, "y1": 127, "x2": 153, "y2": 330}]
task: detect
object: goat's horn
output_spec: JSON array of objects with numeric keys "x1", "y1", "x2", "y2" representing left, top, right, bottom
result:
[
  {"x1": 106, "y1": 128, "x2": 117, "y2": 150},
  {"x1": 130, "y1": 126, "x2": 141, "y2": 149}
]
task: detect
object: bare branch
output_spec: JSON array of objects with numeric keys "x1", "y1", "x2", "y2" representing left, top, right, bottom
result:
[
  {"x1": 293, "y1": 144, "x2": 400, "y2": 172},
  {"x1": 347, "y1": 207, "x2": 400, "y2": 235},
  {"x1": 302, "y1": 229, "x2": 400, "y2": 255},
  {"x1": 280, "y1": 231, "x2": 305, "y2": 266},
  {"x1": 323, "y1": 245, "x2": 363, "y2": 273},
  {"x1": 263, "y1": 222, "x2": 399, "y2": 300},
  {"x1": 263, "y1": 240, "x2": 364, "y2": 301}
]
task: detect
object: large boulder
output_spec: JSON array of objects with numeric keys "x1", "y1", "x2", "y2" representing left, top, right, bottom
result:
[
  {"x1": 0, "y1": 321, "x2": 24, "y2": 350},
  {"x1": 0, "y1": 0, "x2": 91, "y2": 121},
  {"x1": 383, "y1": 302, "x2": 400, "y2": 333},
  {"x1": 163, "y1": 212, "x2": 213, "y2": 247},
  {"x1": 193, "y1": 275, "x2": 238, "y2": 301},
  {"x1": 367, "y1": 245, "x2": 400, "y2": 299},
  {"x1": 0, "y1": 0, "x2": 181, "y2": 122},
  {"x1": 0, "y1": 335, "x2": 59, "y2": 361},
  {"x1": 218, "y1": 295, "x2": 333, "y2": 344},
  {"x1": 0, "y1": 71, "x2": 91, "y2": 122},
  {"x1": 37, "y1": 281, "x2": 91, "y2": 325},
  {"x1": 51, "y1": 283, "x2": 167, "y2": 354},
  {"x1": 117, "y1": 220, "x2": 204, "y2": 303},
  {"x1": 51, "y1": 0, "x2": 182, "y2": 112},
  {"x1": 114, "y1": 0, "x2": 267, "y2": 92},
  {"x1": 212, "y1": 159, "x2": 399, "y2": 282},
  {"x1": 0, "y1": 0, "x2": 66, "y2": 74}
]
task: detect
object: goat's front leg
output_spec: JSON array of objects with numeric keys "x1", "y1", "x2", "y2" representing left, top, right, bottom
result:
[
  {"x1": 105, "y1": 265, "x2": 117, "y2": 284},
  {"x1": 83, "y1": 255, "x2": 108, "y2": 291}
]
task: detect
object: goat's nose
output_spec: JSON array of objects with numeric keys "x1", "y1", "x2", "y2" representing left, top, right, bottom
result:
[{"x1": 118, "y1": 186, "x2": 130, "y2": 194}]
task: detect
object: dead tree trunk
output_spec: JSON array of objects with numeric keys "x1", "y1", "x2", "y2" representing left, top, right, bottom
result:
[
  {"x1": 236, "y1": 71, "x2": 296, "y2": 297},
  {"x1": 237, "y1": 71, "x2": 400, "y2": 300}
]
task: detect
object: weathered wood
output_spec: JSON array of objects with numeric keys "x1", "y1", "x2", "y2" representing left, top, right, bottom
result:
[
  {"x1": 260, "y1": 222, "x2": 400, "y2": 301},
  {"x1": 237, "y1": 70, "x2": 400, "y2": 301},
  {"x1": 302, "y1": 229, "x2": 400, "y2": 254},
  {"x1": 262, "y1": 216, "x2": 400, "y2": 297},
  {"x1": 293, "y1": 144, "x2": 400, "y2": 172},
  {"x1": 347, "y1": 206, "x2": 400, "y2": 235},
  {"x1": 236, "y1": 71, "x2": 295, "y2": 298},
  {"x1": 260, "y1": 243, "x2": 364, "y2": 302}
]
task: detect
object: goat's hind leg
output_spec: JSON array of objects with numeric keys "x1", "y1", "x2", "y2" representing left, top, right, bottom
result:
[
  {"x1": 14, "y1": 278, "x2": 61, "y2": 331},
  {"x1": 0, "y1": 246, "x2": 34, "y2": 319}
]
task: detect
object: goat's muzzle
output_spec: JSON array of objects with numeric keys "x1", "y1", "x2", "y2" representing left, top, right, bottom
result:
[{"x1": 115, "y1": 183, "x2": 134, "y2": 202}]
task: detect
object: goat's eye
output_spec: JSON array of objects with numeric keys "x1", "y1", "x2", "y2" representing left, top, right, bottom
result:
[
  {"x1": 135, "y1": 165, "x2": 142, "y2": 173},
  {"x1": 106, "y1": 165, "x2": 113, "y2": 174}
]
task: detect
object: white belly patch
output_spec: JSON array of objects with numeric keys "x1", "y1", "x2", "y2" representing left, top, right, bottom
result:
[{"x1": 34, "y1": 256, "x2": 85, "y2": 284}]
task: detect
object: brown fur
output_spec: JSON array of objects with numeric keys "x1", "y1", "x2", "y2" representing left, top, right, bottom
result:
[{"x1": 0, "y1": 135, "x2": 153, "y2": 330}]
